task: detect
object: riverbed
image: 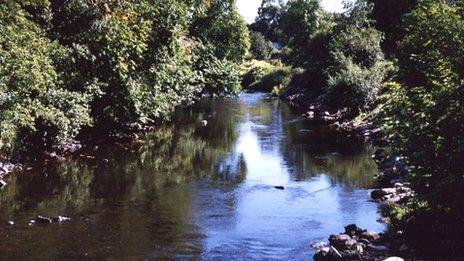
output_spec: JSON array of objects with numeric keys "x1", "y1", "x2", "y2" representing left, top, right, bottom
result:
[{"x1": 0, "y1": 93, "x2": 384, "y2": 259}]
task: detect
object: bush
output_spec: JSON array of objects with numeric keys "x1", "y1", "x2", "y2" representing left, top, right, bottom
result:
[
  {"x1": 323, "y1": 1, "x2": 392, "y2": 113},
  {"x1": 191, "y1": 42, "x2": 242, "y2": 97},
  {"x1": 0, "y1": 2, "x2": 92, "y2": 153},
  {"x1": 240, "y1": 60, "x2": 294, "y2": 92}
]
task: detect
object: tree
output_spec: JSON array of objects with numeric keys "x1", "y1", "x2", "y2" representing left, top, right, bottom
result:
[
  {"x1": 368, "y1": 0, "x2": 418, "y2": 57},
  {"x1": 250, "y1": 0, "x2": 284, "y2": 42},
  {"x1": 280, "y1": 0, "x2": 324, "y2": 66},
  {"x1": 250, "y1": 31, "x2": 274, "y2": 60},
  {"x1": 191, "y1": 0, "x2": 250, "y2": 63}
]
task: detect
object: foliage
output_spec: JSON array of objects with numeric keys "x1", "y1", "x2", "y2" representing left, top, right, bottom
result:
[
  {"x1": 323, "y1": 1, "x2": 393, "y2": 112},
  {"x1": 279, "y1": 0, "x2": 323, "y2": 66},
  {"x1": 190, "y1": 0, "x2": 250, "y2": 63},
  {"x1": 368, "y1": 0, "x2": 418, "y2": 57},
  {"x1": 0, "y1": 0, "x2": 250, "y2": 156},
  {"x1": 194, "y1": 43, "x2": 242, "y2": 97},
  {"x1": 249, "y1": 0, "x2": 284, "y2": 42},
  {"x1": 0, "y1": 2, "x2": 92, "y2": 153},
  {"x1": 377, "y1": 1, "x2": 464, "y2": 256},
  {"x1": 250, "y1": 31, "x2": 274, "y2": 60},
  {"x1": 240, "y1": 60, "x2": 293, "y2": 92}
]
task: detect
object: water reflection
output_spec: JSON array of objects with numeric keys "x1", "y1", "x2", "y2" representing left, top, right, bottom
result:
[{"x1": 0, "y1": 93, "x2": 383, "y2": 259}]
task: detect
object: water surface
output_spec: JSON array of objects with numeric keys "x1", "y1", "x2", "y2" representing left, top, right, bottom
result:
[{"x1": 0, "y1": 93, "x2": 383, "y2": 260}]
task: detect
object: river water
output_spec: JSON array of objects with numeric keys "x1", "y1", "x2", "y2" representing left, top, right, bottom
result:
[{"x1": 0, "y1": 93, "x2": 384, "y2": 260}]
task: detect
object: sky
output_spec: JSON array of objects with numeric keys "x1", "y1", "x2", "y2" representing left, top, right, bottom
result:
[{"x1": 237, "y1": 0, "x2": 346, "y2": 23}]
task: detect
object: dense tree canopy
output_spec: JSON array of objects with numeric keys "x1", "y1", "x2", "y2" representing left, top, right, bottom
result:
[{"x1": 0, "y1": 0, "x2": 249, "y2": 155}]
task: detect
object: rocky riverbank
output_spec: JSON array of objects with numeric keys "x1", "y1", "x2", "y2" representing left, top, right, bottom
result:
[
  {"x1": 313, "y1": 224, "x2": 409, "y2": 261},
  {"x1": 280, "y1": 87, "x2": 416, "y2": 260}
]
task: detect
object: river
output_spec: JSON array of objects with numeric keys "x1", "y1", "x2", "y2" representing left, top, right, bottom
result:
[{"x1": 0, "y1": 93, "x2": 384, "y2": 260}]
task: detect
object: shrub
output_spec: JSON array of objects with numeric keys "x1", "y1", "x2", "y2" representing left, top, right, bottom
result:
[
  {"x1": 194, "y1": 43, "x2": 242, "y2": 96},
  {"x1": 0, "y1": 2, "x2": 92, "y2": 153},
  {"x1": 323, "y1": 1, "x2": 392, "y2": 113},
  {"x1": 240, "y1": 60, "x2": 294, "y2": 92}
]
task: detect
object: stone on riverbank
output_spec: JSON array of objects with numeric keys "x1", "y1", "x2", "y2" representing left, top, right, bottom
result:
[{"x1": 313, "y1": 225, "x2": 403, "y2": 261}]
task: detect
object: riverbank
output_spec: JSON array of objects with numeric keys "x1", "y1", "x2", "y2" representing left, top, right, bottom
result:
[{"x1": 280, "y1": 86, "x2": 416, "y2": 260}]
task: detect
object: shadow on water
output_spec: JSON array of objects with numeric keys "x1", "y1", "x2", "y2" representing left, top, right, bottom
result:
[{"x1": 0, "y1": 93, "x2": 383, "y2": 259}]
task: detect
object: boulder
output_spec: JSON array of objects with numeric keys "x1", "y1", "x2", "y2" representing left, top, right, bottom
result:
[
  {"x1": 359, "y1": 231, "x2": 380, "y2": 242},
  {"x1": 366, "y1": 245, "x2": 389, "y2": 253},
  {"x1": 52, "y1": 216, "x2": 71, "y2": 222},
  {"x1": 311, "y1": 241, "x2": 329, "y2": 250},
  {"x1": 0, "y1": 180, "x2": 6, "y2": 189},
  {"x1": 371, "y1": 188, "x2": 397, "y2": 200},
  {"x1": 383, "y1": 257, "x2": 404, "y2": 261},
  {"x1": 35, "y1": 215, "x2": 53, "y2": 224},
  {"x1": 329, "y1": 234, "x2": 352, "y2": 248},
  {"x1": 344, "y1": 224, "x2": 364, "y2": 236},
  {"x1": 313, "y1": 247, "x2": 331, "y2": 261}
]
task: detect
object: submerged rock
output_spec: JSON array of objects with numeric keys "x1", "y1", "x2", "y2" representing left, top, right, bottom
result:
[
  {"x1": 33, "y1": 215, "x2": 71, "y2": 224},
  {"x1": 52, "y1": 216, "x2": 71, "y2": 222},
  {"x1": 35, "y1": 215, "x2": 53, "y2": 224},
  {"x1": 0, "y1": 180, "x2": 7, "y2": 189}
]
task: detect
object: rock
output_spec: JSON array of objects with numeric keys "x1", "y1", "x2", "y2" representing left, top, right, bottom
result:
[
  {"x1": 377, "y1": 217, "x2": 391, "y2": 224},
  {"x1": 359, "y1": 231, "x2": 380, "y2": 242},
  {"x1": 273, "y1": 186, "x2": 285, "y2": 190},
  {"x1": 200, "y1": 120, "x2": 208, "y2": 126},
  {"x1": 399, "y1": 244, "x2": 408, "y2": 252},
  {"x1": 311, "y1": 241, "x2": 329, "y2": 250},
  {"x1": 366, "y1": 245, "x2": 389, "y2": 253},
  {"x1": 35, "y1": 215, "x2": 53, "y2": 224},
  {"x1": 321, "y1": 116, "x2": 335, "y2": 122},
  {"x1": 383, "y1": 257, "x2": 404, "y2": 261},
  {"x1": 322, "y1": 111, "x2": 331, "y2": 117},
  {"x1": 358, "y1": 238, "x2": 373, "y2": 246},
  {"x1": 352, "y1": 242, "x2": 365, "y2": 253},
  {"x1": 313, "y1": 247, "x2": 331, "y2": 261},
  {"x1": 344, "y1": 224, "x2": 364, "y2": 236},
  {"x1": 53, "y1": 216, "x2": 71, "y2": 222},
  {"x1": 344, "y1": 239, "x2": 358, "y2": 249},
  {"x1": 339, "y1": 249, "x2": 361, "y2": 259},
  {"x1": 329, "y1": 246, "x2": 343, "y2": 259},
  {"x1": 371, "y1": 188, "x2": 397, "y2": 200},
  {"x1": 329, "y1": 234, "x2": 352, "y2": 248},
  {"x1": 306, "y1": 111, "x2": 315, "y2": 120},
  {"x1": 0, "y1": 180, "x2": 6, "y2": 189},
  {"x1": 6, "y1": 221, "x2": 14, "y2": 226}
]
